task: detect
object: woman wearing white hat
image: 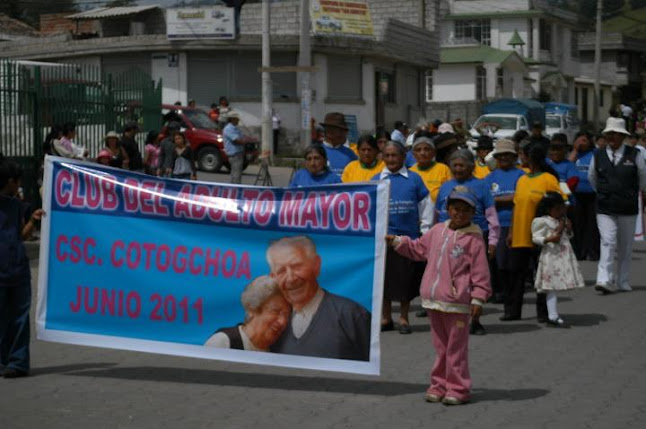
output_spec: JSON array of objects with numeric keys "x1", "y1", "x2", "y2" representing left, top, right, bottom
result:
[{"x1": 588, "y1": 117, "x2": 646, "y2": 294}]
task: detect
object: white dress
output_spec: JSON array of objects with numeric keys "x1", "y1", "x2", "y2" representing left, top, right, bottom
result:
[{"x1": 531, "y1": 216, "x2": 585, "y2": 292}]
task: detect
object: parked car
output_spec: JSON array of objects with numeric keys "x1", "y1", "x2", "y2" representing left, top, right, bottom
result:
[
  {"x1": 161, "y1": 104, "x2": 259, "y2": 173},
  {"x1": 544, "y1": 102, "x2": 580, "y2": 144},
  {"x1": 468, "y1": 98, "x2": 545, "y2": 149}
]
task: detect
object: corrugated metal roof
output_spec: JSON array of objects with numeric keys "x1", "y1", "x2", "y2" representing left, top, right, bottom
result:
[{"x1": 66, "y1": 6, "x2": 159, "y2": 20}]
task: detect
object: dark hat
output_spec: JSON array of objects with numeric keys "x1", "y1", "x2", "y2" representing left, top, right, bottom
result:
[
  {"x1": 532, "y1": 121, "x2": 543, "y2": 129},
  {"x1": 448, "y1": 186, "x2": 477, "y2": 208},
  {"x1": 434, "y1": 132, "x2": 458, "y2": 151},
  {"x1": 124, "y1": 121, "x2": 140, "y2": 132},
  {"x1": 476, "y1": 135, "x2": 494, "y2": 150},
  {"x1": 320, "y1": 112, "x2": 348, "y2": 130},
  {"x1": 432, "y1": 119, "x2": 443, "y2": 127},
  {"x1": 394, "y1": 120, "x2": 407, "y2": 130}
]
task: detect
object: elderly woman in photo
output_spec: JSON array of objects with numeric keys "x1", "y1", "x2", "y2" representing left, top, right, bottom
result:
[{"x1": 204, "y1": 276, "x2": 291, "y2": 351}]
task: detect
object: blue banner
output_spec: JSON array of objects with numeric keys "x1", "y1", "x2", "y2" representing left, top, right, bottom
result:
[{"x1": 37, "y1": 157, "x2": 388, "y2": 375}]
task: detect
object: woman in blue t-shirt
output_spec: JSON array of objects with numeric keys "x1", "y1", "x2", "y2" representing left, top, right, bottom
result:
[
  {"x1": 372, "y1": 141, "x2": 431, "y2": 335},
  {"x1": 485, "y1": 140, "x2": 525, "y2": 307},
  {"x1": 567, "y1": 131, "x2": 600, "y2": 260},
  {"x1": 289, "y1": 144, "x2": 342, "y2": 187}
]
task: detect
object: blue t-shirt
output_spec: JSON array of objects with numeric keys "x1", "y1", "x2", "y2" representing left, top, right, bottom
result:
[
  {"x1": 223, "y1": 123, "x2": 243, "y2": 156},
  {"x1": 436, "y1": 177, "x2": 495, "y2": 232},
  {"x1": 405, "y1": 151, "x2": 416, "y2": 168},
  {"x1": 546, "y1": 158, "x2": 577, "y2": 183},
  {"x1": 546, "y1": 158, "x2": 578, "y2": 204},
  {"x1": 371, "y1": 170, "x2": 429, "y2": 238},
  {"x1": 485, "y1": 168, "x2": 525, "y2": 227},
  {"x1": 574, "y1": 151, "x2": 595, "y2": 193},
  {"x1": 289, "y1": 169, "x2": 342, "y2": 187},
  {"x1": 324, "y1": 145, "x2": 357, "y2": 176}
]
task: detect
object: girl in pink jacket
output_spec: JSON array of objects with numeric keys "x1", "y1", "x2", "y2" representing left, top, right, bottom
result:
[{"x1": 387, "y1": 187, "x2": 491, "y2": 405}]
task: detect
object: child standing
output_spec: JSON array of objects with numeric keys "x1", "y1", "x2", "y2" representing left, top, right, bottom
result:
[
  {"x1": 0, "y1": 157, "x2": 43, "y2": 378},
  {"x1": 532, "y1": 192, "x2": 584, "y2": 327},
  {"x1": 387, "y1": 187, "x2": 491, "y2": 405}
]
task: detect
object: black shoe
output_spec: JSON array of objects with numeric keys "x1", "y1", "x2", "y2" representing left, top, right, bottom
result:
[
  {"x1": 381, "y1": 321, "x2": 394, "y2": 332},
  {"x1": 2, "y1": 368, "x2": 29, "y2": 378},
  {"x1": 415, "y1": 309, "x2": 427, "y2": 317},
  {"x1": 594, "y1": 284, "x2": 613, "y2": 295},
  {"x1": 399, "y1": 323, "x2": 412, "y2": 335},
  {"x1": 469, "y1": 321, "x2": 486, "y2": 335},
  {"x1": 499, "y1": 314, "x2": 520, "y2": 321},
  {"x1": 545, "y1": 317, "x2": 568, "y2": 328}
]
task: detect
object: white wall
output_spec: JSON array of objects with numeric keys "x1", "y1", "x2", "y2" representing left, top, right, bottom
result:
[
  {"x1": 433, "y1": 64, "x2": 475, "y2": 101},
  {"x1": 494, "y1": 18, "x2": 528, "y2": 56},
  {"x1": 151, "y1": 52, "x2": 187, "y2": 105}
]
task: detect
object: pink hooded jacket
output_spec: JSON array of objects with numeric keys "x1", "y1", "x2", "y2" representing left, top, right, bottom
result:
[{"x1": 394, "y1": 221, "x2": 491, "y2": 314}]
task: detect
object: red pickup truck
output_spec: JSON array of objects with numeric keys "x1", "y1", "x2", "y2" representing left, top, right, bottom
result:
[{"x1": 161, "y1": 104, "x2": 259, "y2": 172}]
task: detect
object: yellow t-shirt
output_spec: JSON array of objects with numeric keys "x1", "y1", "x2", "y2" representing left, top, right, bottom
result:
[
  {"x1": 341, "y1": 159, "x2": 384, "y2": 183},
  {"x1": 511, "y1": 172, "x2": 567, "y2": 248},
  {"x1": 410, "y1": 162, "x2": 452, "y2": 202},
  {"x1": 473, "y1": 161, "x2": 491, "y2": 179}
]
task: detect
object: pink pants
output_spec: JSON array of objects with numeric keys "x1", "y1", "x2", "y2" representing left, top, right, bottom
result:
[{"x1": 427, "y1": 310, "x2": 471, "y2": 401}]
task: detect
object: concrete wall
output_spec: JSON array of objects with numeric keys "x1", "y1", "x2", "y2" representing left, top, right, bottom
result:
[
  {"x1": 241, "y1": 0, "x2": 439, "y2": 38},
  {"x1": 494, "y1": 17, "x2": 528, "y2": 56},
  {"x1": 151, "y1": 52, "x2": 188, "y2": 106},
  {"x1": 432, "y1": 64, "x2": 476, "y2": 102}
]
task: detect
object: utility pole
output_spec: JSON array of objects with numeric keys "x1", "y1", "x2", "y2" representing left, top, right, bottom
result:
[
  {"x1": 593, "y1": 0, "x2": 602, "y2": 129},
  {"x1": 261, "y1": 0, "x2": 272, "y2": 161},
  {"x1": 299, "y1": 0, "x2": 312, "y2": 150}
]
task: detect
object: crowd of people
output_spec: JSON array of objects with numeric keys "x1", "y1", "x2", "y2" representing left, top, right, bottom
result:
[
  {"x1": 3, "y1": 104, "x2": 645, "y2": 405},
  {"x1": 289, "y1": 111, "x2": 646, "y2": 404}
]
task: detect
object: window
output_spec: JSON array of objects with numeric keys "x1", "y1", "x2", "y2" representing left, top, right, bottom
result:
[
  {"x1": 599, "y1": 88, "x2": 604, "y2": 107},
  {"x1": 327, "y1": 55, "x2": 362, "y2": 101},
  {"x1": 455, "y1": 19, "x2": 491, "y2": 45},
  {"x1": 497, "y1": 68, "x2": 504, "y2": 94},
  {"x1": 570, "y1": 31, "x2": 579, "y2": 58},
  {"x1": 539, "y1": 19, "x2": 551, "y2": 51},
  {"x1": 476, "y1": 66, "x2": 487, "y2": 100},
  {"x1": 425, "y1": 70, "x2": 433, "y2": 102}
]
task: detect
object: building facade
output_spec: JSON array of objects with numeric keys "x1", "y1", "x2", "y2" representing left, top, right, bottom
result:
[{"x1": 0, "y1": 2, "x2": 440, "y2": 153}]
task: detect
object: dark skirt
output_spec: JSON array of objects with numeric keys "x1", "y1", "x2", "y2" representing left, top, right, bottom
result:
[{"x1": 384, "y1": 247, "x2": 424, "y2": 302}]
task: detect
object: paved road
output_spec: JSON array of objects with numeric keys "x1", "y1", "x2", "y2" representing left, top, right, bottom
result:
[{"x1": 2, "y1": 167, "x2": 646, "y2": 428}]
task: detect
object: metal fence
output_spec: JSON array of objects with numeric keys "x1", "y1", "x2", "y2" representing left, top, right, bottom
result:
[{"x1": 0, "y1": 59, "x2": 162, "y2": 203}]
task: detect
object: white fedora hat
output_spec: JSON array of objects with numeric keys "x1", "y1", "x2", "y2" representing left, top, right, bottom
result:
[{"x1": 602, "y1": 117, "x2": 630, "y2": 135}]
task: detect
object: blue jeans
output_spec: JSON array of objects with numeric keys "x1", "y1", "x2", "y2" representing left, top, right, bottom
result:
[{"x1": 0, "y1": 273, "x2": 31, "y2": 372}]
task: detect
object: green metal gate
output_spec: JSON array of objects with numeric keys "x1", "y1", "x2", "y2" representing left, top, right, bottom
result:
[{"x1": 0, "y1": 59, "x2": 162, "y2": 204}]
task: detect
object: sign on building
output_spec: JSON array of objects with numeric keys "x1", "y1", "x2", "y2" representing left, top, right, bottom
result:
[
  {"x1": 166, "y1": 7, "x2": 235, "y2": 40},
  {"x1": 310, "y1": 0, "x2": 374, "y2": 37}
]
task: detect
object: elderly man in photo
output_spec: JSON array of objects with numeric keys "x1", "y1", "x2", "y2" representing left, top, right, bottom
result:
[
  {"x1": 589, "y1": 117, "x2": 646, "y2": 294},
  {"x1": 320, "y1": 112, "x2": 357, "y2": 176},
  {"x1": 267, "y1": 236, "x2": 371, "y2": 361}
]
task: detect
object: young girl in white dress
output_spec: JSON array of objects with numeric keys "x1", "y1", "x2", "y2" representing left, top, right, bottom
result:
[{"x1": 532, "y1": 192, "x2": 585, "y2": 327}]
